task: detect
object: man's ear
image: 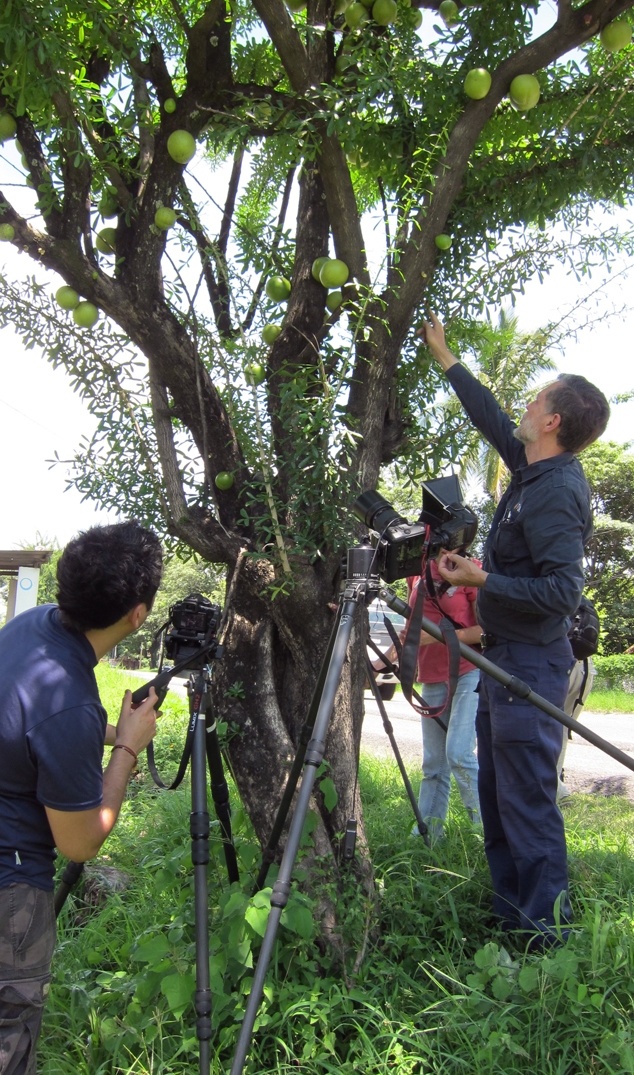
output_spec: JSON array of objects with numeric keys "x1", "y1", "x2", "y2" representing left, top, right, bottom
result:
[
  {"x1": 127, "y1": 603, "x2": 148, "y2": 631},
  {"x1": 545, "y1": 411, "x2": 562, "y2": 432}
]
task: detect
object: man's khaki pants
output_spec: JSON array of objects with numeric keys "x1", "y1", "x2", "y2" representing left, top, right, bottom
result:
[{"x1": 0, "y1": 885, "x2": 55, "y2": 1075}]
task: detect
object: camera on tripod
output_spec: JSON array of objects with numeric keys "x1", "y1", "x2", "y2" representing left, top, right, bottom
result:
[
  {"x1": 354, "y1": 476, "x2": 478, "y2": 583},
  {"x1": 164, "y1": 593, "x2": 222, "y2": 668}
]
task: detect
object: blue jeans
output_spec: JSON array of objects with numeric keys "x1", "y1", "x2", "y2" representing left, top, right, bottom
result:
[
  {"x1": 477, "y1": 638, "x2": 573, "y2": 939},
  {"x1": 414, "y1": 669, "x2": 481, "y2": 838}
]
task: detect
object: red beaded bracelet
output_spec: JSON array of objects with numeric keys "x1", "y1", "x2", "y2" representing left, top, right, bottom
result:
[{"x1": 112, "y1": 743, "x2": 138, "y2": 769}]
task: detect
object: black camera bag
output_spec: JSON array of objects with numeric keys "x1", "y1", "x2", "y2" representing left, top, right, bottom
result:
[{"x1": 568, "y1": 595, "x2": 600, "y2": 661}]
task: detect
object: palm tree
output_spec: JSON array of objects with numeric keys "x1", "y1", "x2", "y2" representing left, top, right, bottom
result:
[{"x1": 446, "y1": 309, "x2": 556, "y2": 501}]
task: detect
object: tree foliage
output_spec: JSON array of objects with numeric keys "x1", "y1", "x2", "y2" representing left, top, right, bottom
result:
[
  {"x1": 582, "y1": 440, "x2": 634, "y2": 654},
  {"x1": 1, "y1": 0, "x2": 634, "y2": 855}
]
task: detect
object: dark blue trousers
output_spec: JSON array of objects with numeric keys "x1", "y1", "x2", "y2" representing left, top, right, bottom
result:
[{"x1": 476, "y1": 637, "x2": 574, "y2": 938}]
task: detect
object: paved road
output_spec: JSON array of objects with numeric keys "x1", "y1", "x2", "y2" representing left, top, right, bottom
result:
[{"x1": 362, "y1": 692, "x2": 634, "y2": 801}]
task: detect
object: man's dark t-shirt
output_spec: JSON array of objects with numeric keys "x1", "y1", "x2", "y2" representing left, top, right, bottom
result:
[{"x1": 0, "y1": 605, "x2": 106, "y2": 891}]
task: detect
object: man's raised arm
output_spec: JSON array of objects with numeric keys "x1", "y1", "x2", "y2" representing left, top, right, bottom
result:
[{"x1": 420, "y1": 313, "x2": 526, "y2": 475}]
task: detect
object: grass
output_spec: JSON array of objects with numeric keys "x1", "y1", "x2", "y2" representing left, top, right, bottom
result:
[
  {"x1": 384, "y1": 682, "x2": 634, "y2": 713},
  {"x1": 38, "y1": 668, "x2": 634, "y2": 1075}
]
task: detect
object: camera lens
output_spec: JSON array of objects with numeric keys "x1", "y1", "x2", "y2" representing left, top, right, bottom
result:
[{"x1": 354, "y1": 491, "x2": 404, "y2": 533}]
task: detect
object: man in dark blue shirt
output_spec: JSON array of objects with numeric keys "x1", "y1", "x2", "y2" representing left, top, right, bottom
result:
[
  {"x1": 0, "y1": 521, "x2": 162, "y2": 1073},
  {"x1": 420, "y1": 312, "x2": 609, "y2": 946}
]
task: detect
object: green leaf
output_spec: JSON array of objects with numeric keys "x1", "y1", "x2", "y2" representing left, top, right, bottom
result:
[
  {"x1": 319, "y1": 776, "x2": 338, "y2": 812},
  {"x1": 474, "y1": 942, "x2": 499, "y2": 970},
  {"x1": 281, "y1": 902, "x2": 314, "y2": 940},
  {"x1": 245, "y1": 905, "x2": 269, "y2": 937},
  {"x1": 223, "y1": 891, "x2": 249, "y2": 919},
  {"x1": 518, "y1": 964, "x2": 539, "y2": 993},
  {"x1": 492, "y1": 975, "x2": 513, "y2": 1002},
  {"x1": 131, "y1": 935, "x2": 170, "y2": 965},
  {"x1": 160, "y1": 973, "x2": 195, "y2": 1015}
]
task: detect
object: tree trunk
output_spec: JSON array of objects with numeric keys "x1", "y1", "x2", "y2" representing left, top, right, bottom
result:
[{"x1": 212, "y1": 559, "x2": 372, "y2": 880}]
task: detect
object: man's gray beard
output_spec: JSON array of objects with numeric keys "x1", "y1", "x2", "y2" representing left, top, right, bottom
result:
[{"x1": 513, "y1": 421, "x2": 537, "y2": 446}]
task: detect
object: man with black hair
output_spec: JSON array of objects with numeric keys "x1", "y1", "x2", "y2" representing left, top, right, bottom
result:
[
  {"x1": 0, "y1": 521, "x2": 162, "y2": 1074},
  {"x1": 420, "y1": 312, "x2": 609, "y2": 947}
]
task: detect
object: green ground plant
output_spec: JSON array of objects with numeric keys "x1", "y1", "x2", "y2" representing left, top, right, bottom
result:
[{"x1": 41, "y1": 669, "x2": 634, "y2": 1075}]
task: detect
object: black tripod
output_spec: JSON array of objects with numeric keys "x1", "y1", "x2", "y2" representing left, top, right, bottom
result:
[
  {"x1": 231, "y1": 542, "x2": 429, "y2": 1075},
  {"x1": 54, "y1": 646, "x2": 238, "y2": 1075}
]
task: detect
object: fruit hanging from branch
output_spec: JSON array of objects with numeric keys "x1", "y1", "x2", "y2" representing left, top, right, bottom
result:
[
  {"x1": 0, "y1": 223, "x2": 14, "y2": 241},
  {"x1": 600, "y1": 18, "x2": 632, "y2": 52},
  {"x1": 164, "y1": 98, "x2": 177, "y2": 113},
  {"x1": 435, "y1": 234, "x2": 452, "y2": 250},
  {"x1": 464, "y1": 68, "x2": 491, "y2": 99},
  {"x1": 155, "y1": 207, "x2": 177, "y2": 230},
  {"x1": 72, "y1": 302, "x2": 99, "y2": 329},
  {"x1": 55, "y1": 286, "x2": 79, "y2": 309},
  {"x1": 167, "y1": 130, "x2": 196, "y2": 164},
  {"x1": 439, "y1": 1, "x2": 459, "y2": 28},
  {"x1": 246, "y1": 362, "x2": 267, "y2": 385},
  {"x1": 509, "y1": 74, "x2": 541, "y2": 111},
  {"x1": 215, "y1": 471, "x2": 234, "y2": 490},
  {"x1": 0, "y1": 114, "x2": 17, "y2": 141},
  {"x1": 95, "y1": 228, "x2": 117, "y2": 254},
  {"x1": 98, "y1": 189, "x2": 119, "y2": 219},
  {"x1": 319, "y1": 259, "x2": 349, "y2": 288},
  {"x1": 345, "y1": 3, "x2": 369, "y2": 29},
  {"x1": 372, "y1": 0, "x2": 397, "y2": 25},
  {"x1": 265, "y1": 276, "x2": 292, "y2": 303},
  {"x1": 326, "y1": 290, "x2": 343, "y2": 312},
  {"x1": 311, "y1": 257, "x2": 329, "y2": 281},
  {"x1": 262, "y1": 324, "x2": 281, "y2": 345}
]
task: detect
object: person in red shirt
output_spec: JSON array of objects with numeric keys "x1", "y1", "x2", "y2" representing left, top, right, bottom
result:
[{"x1": 375, "y1": 555, "x2": 483, "y2": 838}]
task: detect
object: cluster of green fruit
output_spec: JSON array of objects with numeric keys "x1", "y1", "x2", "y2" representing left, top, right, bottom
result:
[
  {"x1": 312, "y1": 256, "x2": 349, "y2": 313},
  {"x1": 55, "y1": 286, "x2": 100, "y2": 329}
]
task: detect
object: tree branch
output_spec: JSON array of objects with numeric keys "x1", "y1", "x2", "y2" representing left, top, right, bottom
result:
[
  {"x1": 218, "y1": 145, "x2": 244, "y2": 256},
  {"x1": 133, "y1": 74, "x2": 155, "y2": 200},
  {"x1": 241, "y1": 165, "x2": 296, "y2": 333}
]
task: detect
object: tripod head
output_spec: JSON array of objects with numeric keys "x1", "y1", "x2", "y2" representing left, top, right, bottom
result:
[{"x1": 130, "y1": 636, "x2": 223, "y2": 708}]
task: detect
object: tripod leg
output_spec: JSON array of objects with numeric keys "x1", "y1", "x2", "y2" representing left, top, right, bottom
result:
[
  {"x1": 253, "y1": 606, "x2": 342, "y2": 893},
  {"x1": 54, "y1": 860, "x2": 85, "y2": 918},
  {"x1": 205, "y1": 697, "x2": 240, "y2": 886},
  {"x1": 365, "y1": 654, "x2": 433, "y2": 849},
  {"x1": 230, "y1": 594, "x2": 359, "y2": 1075},
  {"x1": 190, "y1": 685, "x2": 212, "y2": 1075}
]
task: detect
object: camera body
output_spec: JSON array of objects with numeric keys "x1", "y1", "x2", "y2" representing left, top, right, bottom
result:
[
  {"x1": 354, "y1": 476, "x2": 477, "y2": 583},
  {"x1": 164, "y1": 593, "x2": 221, "y2": 666}
]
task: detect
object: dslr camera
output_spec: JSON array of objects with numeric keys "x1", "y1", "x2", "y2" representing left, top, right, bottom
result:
[
  {"x1": 354, "y1": 475, "x2": 477, "y2": 583},
  {"x1": 164, "y1": 593, "x2": 222, "y2": 667}
]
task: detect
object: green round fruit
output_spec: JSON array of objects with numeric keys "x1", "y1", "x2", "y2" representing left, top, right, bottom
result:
[
  {"x1": 435, "y1": 233, "x2": 452, "y2": 250},
  {"x1": 335, "y1": 53, "x2": 352, "y2": 75},
  {"x1": 287, "y1": 0, "x2": 307, "y2": 10},
  {"x1": 407, "y1": 8, "x2": 422, "y2": 28},
  {"x1": 262, "y1": 323, "x2": 281, "y2": 345},
  {"x1": 439, "y1": 0, "x2": 458, "y2": 26},
  {"x1": 345, "y1": 2, "x2": 369, "y2": 28},
  {"x1": 215, "y1": 471, "x2": 234, "y2": 490},
  {"x1": 95, "y1": 227, "x2": 117, "y2": 254},
  {"x1": 155, "y1": 206, "x2": 177, "y2": 230},
  {"x1": 326, "y1": 290, "x2": 343, "y2": 312},
  {"x1": 359, "y1": 0, "x2": 374, "y2": 8},
  {"x1": 98, "y1": 192, "x2": 119, "y2": 218},
  {"x1": 20, "y1": 154, "x2": 28, "y2": 169},
  {"x1": 164, "y1": 97, "x2": 177, "y2": 113},
  {"x1": 333, "y1": 0, "x2": 348, "y2": 12},
  {"x1": 373, "y1": 0, "x2": 397, "y2": 24},
  {"x1": 73, "y1": 301, "x2": 99, "y2": 329},
  {"x1": 55, "y1": 285, "x2": 80, "y2": 309},
  {"x1": 312, "y1": 256, "x2": 330, "y2": 282},
  {"x1": 464, "y1": 67, "x2": 492, "y2": 100},
  {"x1": 246, "y1": 362, "x2": 267, "y2": 385},
  {"x1": 600, "y1": 18, "x2": 632, "y2": 52},
  {"x1": 26, "y1": 176, "x2": 34, "y2": 188},
  {"x1": 0, "y1": 114, "x2": 17, "y2": 142},
  {"x1": 14, "y1": 139, "x2": 22, "y2": 154},
  {"x1": 167, "y1": 129, "x2": 196, "y2": 165},
  {"x1": 347, "y1": 148, "x2": 369, "y2": 169},
  {"x1": 265, "y1": 276, "x2": 292, "y2": 303},
  {"x1": 319, "y1": 258, "x2": 349, "y2": 288},
  {"x1": 509, "y1": 73, "x2": 541, "y2": 111},
  {"x1": 0, "y1": 223, "x2": 15, "y2": 242}
]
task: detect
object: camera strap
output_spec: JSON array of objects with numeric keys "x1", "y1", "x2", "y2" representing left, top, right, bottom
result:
[
  {"x1": 398, "y1": 575, "x2": 461, "y2": 725},
  {"x1": 146, "y1": 733, "x2": 194, "y2": 790}
]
